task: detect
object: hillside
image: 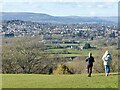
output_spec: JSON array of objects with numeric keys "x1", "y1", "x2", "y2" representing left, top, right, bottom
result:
[
  {"x1": 2, "y1": 73, "x2": 118, "y2": 88},
  {"x1": 1, "y1": 12, "x2": 117, "y2": 24}
]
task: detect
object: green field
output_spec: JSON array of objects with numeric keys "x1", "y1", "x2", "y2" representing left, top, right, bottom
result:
[
  {"x1": 46, "y1": 48, "x2": 118, "y2": 58},
  {"x1": 2, "y1": 73, "x2": 118, "y2": 88},
  {"x1": 45, "y1": 49, "x2": 99, "y2": 56}
]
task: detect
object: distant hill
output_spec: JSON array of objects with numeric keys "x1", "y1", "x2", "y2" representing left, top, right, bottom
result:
[{"x1": 1, "y1": 12, "x2": 118, "y2": 24}]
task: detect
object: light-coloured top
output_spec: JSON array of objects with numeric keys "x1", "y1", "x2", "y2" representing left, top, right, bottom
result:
[{"x1": 102, "y1": 50, "x2": 112, "y2": 65}]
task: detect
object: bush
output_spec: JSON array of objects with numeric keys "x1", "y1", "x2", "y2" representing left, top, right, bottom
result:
[
  {"x1": 65, "y1": 57, "x2": 87, "y2": 74},
  {"x1": 83, "y1": 43, "x2": 91, "y2": 49},
  {"x1": 53, "y1": 63, "x2": 73, "y2": 74}
]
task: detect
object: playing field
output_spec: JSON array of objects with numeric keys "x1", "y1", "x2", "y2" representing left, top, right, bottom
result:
[{"x1": 1, "y1": 73, "x2": 118, "y2": 88}]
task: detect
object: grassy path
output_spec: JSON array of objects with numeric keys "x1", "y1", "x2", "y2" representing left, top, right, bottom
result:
[{"x1": 2, "y1": 73, "x2": 118, "y2": 88}]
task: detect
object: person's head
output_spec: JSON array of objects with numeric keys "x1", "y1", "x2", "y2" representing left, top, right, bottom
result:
[
  {"x1": 105, "y1": 50, "x2": 110, "y2": 55},
  {"x1": 89, "y1": 52, "x2": 92, "y2": 57}
]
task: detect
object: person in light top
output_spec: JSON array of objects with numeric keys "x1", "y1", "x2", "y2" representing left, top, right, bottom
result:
[{"x1": 102, "y1": 50, "x2": 112, "y2": 76}]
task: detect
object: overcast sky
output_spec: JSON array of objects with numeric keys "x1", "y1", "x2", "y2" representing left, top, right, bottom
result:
[{"x1": 1, "y1": 0, "x2": 119, "y2": 17}]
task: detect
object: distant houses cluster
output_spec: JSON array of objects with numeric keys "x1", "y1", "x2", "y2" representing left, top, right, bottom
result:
[{"x1": 1, "y1": 20, "x2": 118, "y2": 39}]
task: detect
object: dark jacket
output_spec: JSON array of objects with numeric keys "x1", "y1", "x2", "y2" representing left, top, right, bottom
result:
[{"x1": 86, "y1": 56, "x2": 94, "y2": 66}]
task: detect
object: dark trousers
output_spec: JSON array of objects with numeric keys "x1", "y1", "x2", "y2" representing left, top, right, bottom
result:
[{"x1": 87, "y1": 64, "x2": 93, "y2": 75}]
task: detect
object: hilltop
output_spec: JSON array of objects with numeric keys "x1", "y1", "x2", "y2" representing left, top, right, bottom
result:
[
  {"x1": 2, "y1": 73, "x2": 118, "y2": 88},
  {"x1": 1, "y1": 12, "x2": 117, "y2": 24}
]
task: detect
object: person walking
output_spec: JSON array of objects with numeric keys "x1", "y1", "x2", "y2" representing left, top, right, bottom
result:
[
  {"x1": 85, "y1": 52, "x2": 95, "y2": 77},
  {"x1": 102, "y1": 50, "x2": 112, "y2": 76}
]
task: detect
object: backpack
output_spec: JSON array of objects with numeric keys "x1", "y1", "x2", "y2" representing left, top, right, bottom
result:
[{"x1": 105, "y1": 54, "x2": 111, "y2": 61}]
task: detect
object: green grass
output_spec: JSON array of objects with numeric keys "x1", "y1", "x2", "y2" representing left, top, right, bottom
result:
[
  {"x1": 2, "y1": 73, "x2": 118, "y2": 88},
  {"x1": 46, "y1": 48, "x2": 99, "y2": 57},
  {"x1": 45, "y1": 48, "x2": 99, "y2": 54},
  {"x1": 45, "y1": 48, "x2": 67, "y2": 52},
  {"x1": 0, "y1": 76, "x2": 1, "y2": 89},
  {"x1": 58, "y1": 44, "x2": 80, "y2": 46},
  {"x1": 59, "y1": 54, "x2": 80, "y2": 57},
  {"x1": 45, "y1": 43, "x2": 118, "y2": 58},
  {"x1": 45, "y1": 46, "x2": 118, "y2": 58}
]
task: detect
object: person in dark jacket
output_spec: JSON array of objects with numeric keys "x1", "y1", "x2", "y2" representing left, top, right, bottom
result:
[{"x1": 86, "y1": 52, "x2": 95, "y2": 77}]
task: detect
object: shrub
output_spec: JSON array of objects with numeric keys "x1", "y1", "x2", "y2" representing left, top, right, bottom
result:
[
  {"x1": 53, "y1": 63, "x2": 73, "y2": 74},
  {"x1": 83, "y1": 43, "x2": 91, "y2": 49}
]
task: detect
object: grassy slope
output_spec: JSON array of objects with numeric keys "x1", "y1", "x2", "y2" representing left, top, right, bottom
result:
[{"x1": 2, "y1": 73, "x2": 118, "y2": 88}]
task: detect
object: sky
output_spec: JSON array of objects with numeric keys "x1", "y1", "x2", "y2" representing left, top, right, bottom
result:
[{"x1": 1, "y1": 0, "x2": 119, "y2": 17}]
